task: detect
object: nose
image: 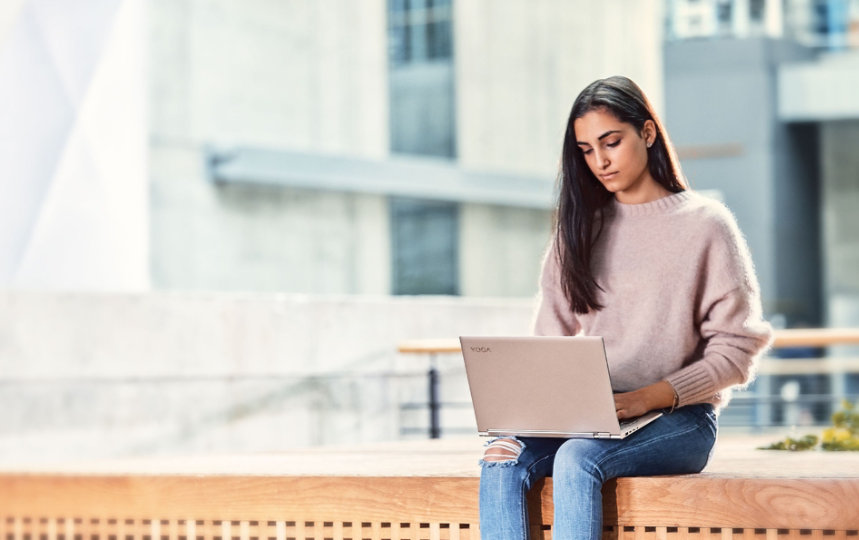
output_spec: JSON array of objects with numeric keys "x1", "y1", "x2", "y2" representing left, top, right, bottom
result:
[{"x1": 593, "y1": 149, "x2": 610, "y2": 169}]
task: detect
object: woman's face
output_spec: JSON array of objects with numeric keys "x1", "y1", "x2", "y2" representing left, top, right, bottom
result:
[{"x1": 573, "y1": 108, "x2": 661, "y2": 204}]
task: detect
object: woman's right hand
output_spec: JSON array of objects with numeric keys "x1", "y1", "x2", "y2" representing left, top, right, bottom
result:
[{"x1": 614, "y1": 380, "x2": 677, "y2": 419}]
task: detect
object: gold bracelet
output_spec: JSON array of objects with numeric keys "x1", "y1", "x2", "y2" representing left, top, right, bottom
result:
[{"x1": 668, "y1": 388, "x2": 679, "y2": 414}]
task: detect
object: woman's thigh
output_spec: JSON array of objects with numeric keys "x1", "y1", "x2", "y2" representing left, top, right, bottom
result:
[
  {"x1": 481, "y1": 436, "x2": 565, "y2": 482},
  {"x1": 553, "y1": 404, "x2": 718, "y2": 481}
]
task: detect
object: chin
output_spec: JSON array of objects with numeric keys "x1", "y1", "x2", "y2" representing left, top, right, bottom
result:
[{"x1": 600, "y1": 182, "x2": 623, "y2": 194}]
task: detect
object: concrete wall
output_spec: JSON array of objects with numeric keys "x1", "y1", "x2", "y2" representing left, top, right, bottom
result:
[
  {"x1": 821, "y1": 120, "x2": 859, "y2": 330},
  {"x1": 149, "y1": 0, "x2": 393, "y2": 295},
  {"x1": 455, "y1": 0, "x2": 665, "y2": 178},
  {"x1": 459, "y1": 203, "x2": 552, "y2": 297},
  {"x1": 0, "y1": 292, "x2": 535, "y2": 463},
  {"x1": 664, "y1": 38, "x2": 821, "y2": 324},
  {"x1": 151, "y1": 151, "x2": 392, "y2": 295},
  {"x1": 149, "y1": 0, "x2": 663, "y2": 298},
  {"x1": 150, "y1": 0, "x2": 389, "y2": 156}
]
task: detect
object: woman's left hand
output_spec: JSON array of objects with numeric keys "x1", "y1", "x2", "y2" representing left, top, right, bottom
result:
[{"x1": 614, "y1": 380, "x2": 676, "y2": 420}]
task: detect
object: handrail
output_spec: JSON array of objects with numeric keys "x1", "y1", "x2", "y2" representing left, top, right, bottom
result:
[
  {"x1": 397, "y1": 328, "x2": 859, "y2": 355},
  {"x1": 769, "y1": 328, "x2": 859, "y2": 348}
]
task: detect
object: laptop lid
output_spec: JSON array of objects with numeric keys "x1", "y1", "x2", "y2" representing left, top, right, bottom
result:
[{"x1": 460, "y1": 336, "x2": 661, "y2": 439}]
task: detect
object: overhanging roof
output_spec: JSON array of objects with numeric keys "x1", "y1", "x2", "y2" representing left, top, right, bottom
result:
[
  {"x1": 206, "y1": 146, "x2": 556, "y2": 209},
  {"x1": 778, "y1": 51, "x2": 859, "y2": 122}
]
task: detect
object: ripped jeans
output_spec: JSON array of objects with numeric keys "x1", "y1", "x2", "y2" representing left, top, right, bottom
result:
[{"x1": 478, "y1": 404, "x2": 717, "y2": 540}]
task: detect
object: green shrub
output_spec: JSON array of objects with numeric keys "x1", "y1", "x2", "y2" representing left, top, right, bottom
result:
[{"x1": 759, "y1": 400, "x2": 858, "y2": 451}]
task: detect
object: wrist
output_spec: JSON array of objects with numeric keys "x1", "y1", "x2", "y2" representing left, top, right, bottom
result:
[
  {"x1": 647, "y1": 380, "x2": 677, "y2": 411},
  {"x1": 662, "y1": 380, "x2": 680, "y2": 412}
]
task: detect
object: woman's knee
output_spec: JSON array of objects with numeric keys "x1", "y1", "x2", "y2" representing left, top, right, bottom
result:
[
  {"x1": 481, "y1": 437, "x2": 525, "y2": 465},
  {"x1": 553, "y1": 439, "x2": 601, "y2": 478}
]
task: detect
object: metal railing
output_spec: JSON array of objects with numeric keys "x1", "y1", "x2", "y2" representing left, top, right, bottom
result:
[{"x1": 397, "y1": 328, "x2": 859, "y2": 437}]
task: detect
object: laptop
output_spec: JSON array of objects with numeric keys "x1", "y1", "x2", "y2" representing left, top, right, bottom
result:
[{"x1": 460, "y1": 336, "x2": 662, "y2": 439}]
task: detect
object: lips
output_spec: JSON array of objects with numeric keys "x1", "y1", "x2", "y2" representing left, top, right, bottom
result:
[{"x1": 600, "y1": 172, "x2": 619, "y2": 181}]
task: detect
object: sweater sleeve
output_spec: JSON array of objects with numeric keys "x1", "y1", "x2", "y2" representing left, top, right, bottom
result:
[
  {"x1": 665, "y1": 209, "x2": 774, "y2": 406},
  {"x1": 531, "y1": 238, "x2": 580, "y2": 336}
]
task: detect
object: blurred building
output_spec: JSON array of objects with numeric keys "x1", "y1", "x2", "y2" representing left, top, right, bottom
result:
[
  {"x1": 668, "y1": 0, "x2": 859, "y2": 50},
  {"x1": 0, "y1": 0, "x2": 674, "y2": 462},
  {"x1": 665, "y1": 0, "x2": 859, "y2": 422},
  {"x1": 1, "y1": 0, "x2": 855, "y2": 317},
  {"x1": 665, "y1": 0, "x2": 859, "y2": 332},
  {"x1": 2, "y1": 1, "x2": 858, "y2": 459},
  {"x1": 150, "y1": 0, "x2": 665, "y2": 298}
]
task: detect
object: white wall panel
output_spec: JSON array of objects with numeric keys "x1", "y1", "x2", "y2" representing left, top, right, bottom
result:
[{"x1": 0, "y1": 0, "x2": 147, "y2": 290}]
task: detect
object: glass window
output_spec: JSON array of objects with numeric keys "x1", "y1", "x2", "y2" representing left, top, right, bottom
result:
[
  {"x1": 387, "y1": 0, "x2": 453, "y2": 66},
  {"x1": 390, "y1": 198, "x2": 459, "y2": 295},
  {"x1": 387, "y1": 0, "x2": 456, "y2": 158}
]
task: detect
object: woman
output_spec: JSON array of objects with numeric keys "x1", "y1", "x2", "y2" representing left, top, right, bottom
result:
[{"x1": 478, "y1": 76, "x2": 773, "y2": 539}]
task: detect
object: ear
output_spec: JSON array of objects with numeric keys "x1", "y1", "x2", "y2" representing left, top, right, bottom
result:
[{"x1": 642, "y1": 120, "x2": 656, "y2": 147}]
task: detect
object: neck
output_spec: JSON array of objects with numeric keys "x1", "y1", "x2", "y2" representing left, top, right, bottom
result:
[
  {"x1": 615, "y1": 181, "x2": 671, "y2": 205},
  {"x1": 610, "y1": 190, "x2": 691, "y2": 217}
]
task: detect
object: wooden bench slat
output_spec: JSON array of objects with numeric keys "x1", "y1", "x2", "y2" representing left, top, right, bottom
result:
[
  {"x1": 3, "y1": 437, "x2": 858, "y2": 539},
  {"x1": 4, "y1": 474, "x2": 858, "y2": 533},
  {"x1": 0, "y1": 475, "x2": 481, "y2": 523},
  {"x1": 533, "y1": 476, "x2": 859, "y2": 531}
]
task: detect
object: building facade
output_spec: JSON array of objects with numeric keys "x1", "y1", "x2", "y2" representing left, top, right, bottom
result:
[
  {"x1": 665, "y1": 0, "x2": 859, "y2": 332},
  {"x1": 150, "y1": 0, "x2": 665, "y2": 298}
]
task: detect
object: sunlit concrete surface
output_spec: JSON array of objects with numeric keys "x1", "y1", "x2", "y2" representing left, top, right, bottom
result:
[{"x1": 0, "y1": 291, "x2": 533, "y2": 462}]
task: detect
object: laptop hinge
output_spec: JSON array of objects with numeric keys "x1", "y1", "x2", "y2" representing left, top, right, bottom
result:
[{"x1": 485, "y1": 429, "x2": 614, "y2": 438}]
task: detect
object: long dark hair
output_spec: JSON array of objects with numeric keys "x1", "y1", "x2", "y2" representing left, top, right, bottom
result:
[{"x1": 556, "y1": 76, "x2": 686, "y2": 314}]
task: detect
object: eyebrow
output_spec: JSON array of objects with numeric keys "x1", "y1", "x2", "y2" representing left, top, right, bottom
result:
[{"x1": 576, "y1": 129, "x2": 622, "y2": 146}]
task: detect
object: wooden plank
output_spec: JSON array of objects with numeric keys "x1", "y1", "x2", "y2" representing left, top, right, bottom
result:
[
  {"x1": 396, "y1": 328, "x2": 859, "y2": 356},
  {"x1": 347, "y1": 518, "x2": 360, "y2": 540},
  {"x1": 611, "y1": 476, "x2": 859, "y2": 530},
  {"x1": 757, "y1": 357, "x2": 859, "y2": 375},
  {"x1": 4, "y1": 438, "x2": 859, "y2": 538},
  {"x1": 331, "y1": 521, "x2": 343, "y2": 540},
  {"x1": 397, "y1": 339, "x2": 461, "y2": 354},
  {"x1": 0, "y1": 475, "x2": 481, "y2": 524},
  {"x1": 529, "y1": 476, "x2": 859, "y2": 531},
  {"x1": 8, "y1": 473, "x2": 856, "y2": 533},
  {"x1": 771, "y1": 328, "x2": 859, "y2": 348}
]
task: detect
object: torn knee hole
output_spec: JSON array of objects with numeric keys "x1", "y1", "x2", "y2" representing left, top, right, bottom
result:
[{"x1": 483, "y1": 438, "x2": 524, "y2": 462}]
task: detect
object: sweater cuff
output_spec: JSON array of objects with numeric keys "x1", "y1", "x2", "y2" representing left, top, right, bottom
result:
[{"x1": 665, "y1": 362, "x2": 718, "y2": 407}]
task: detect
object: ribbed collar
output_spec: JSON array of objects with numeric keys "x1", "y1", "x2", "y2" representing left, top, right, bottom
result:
[{"x1": 609, "y1": 190, "x2": 693, "y2": 217}]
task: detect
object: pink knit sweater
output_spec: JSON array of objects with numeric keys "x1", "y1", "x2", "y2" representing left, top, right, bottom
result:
[{"x1": 533, "y1": 191, "x2": 773, "y2": 408}]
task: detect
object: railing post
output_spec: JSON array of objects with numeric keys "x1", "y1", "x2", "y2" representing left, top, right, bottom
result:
[
  {"x1": 755, "y1": 374, "x2": 771, "y2": 430},
  {"x1": 428, "y1": 354, "x2": 440, "y2": 439}
]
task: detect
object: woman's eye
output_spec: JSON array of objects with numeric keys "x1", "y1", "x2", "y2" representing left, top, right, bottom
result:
[
  {"x1": 581, "y1": 148, "x2": 593, "y2": 156},
  {"x1": 606, "y1": 139, "x2": 621, "y2": 148}
]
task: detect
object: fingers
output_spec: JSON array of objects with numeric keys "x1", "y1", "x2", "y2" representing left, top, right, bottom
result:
[
  {"x1": 614, "y1": 401, "x2": 628, "y2": 420},
  {"x1": 614, "y1": 390, "x2": 647, "y2": 419},
  {"x1": 614, "y1": 395, "x2": 640, "y2": 419}
]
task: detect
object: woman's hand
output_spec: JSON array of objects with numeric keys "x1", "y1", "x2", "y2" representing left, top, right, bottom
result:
[{"x1": 614, "y1": 380, "x2": 677, "y2": 420}]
